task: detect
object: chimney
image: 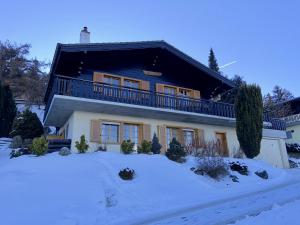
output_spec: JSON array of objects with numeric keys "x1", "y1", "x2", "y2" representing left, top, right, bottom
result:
[{"x1": 80, "y1": 27, "x2": 90, "y2": 43}]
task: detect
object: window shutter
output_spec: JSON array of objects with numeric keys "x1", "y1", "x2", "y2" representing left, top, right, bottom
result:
[
  {"x1": 156, "y1": 84, "x2": 164, "y2": 93},
  {"x1": 143, "y1": 124, "x2": 151, "y2": 141},
  {"x1": 157, "y1": 125, "x2": 166, "y2": 153},
  {"x1": 119, "y1": 123, "x2": 124, "y2": 143},
  {"x1": 90, "y1": 120, "x2": 101, "y2": 142},
  {"x1": 141, "y1": 80, "x2": 150, "y2": 91},
  {"x1": 195, "y1": 129, "x2": 204, "y2": 147},
  {"x1": 193, "y1": 90, "x2": 201, "y2": 99},
  {"x1": 93, "y1": 72, "x2": 104, "y2": 83},
  {"x1": 178, "y1": 129, "x2": 184, "y2": 145}
]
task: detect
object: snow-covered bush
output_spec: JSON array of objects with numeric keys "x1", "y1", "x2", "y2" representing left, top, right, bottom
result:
[
  {"x1": 75, "y1": 135, "x2": 89, "y2": 153},
  {"x1": 137, "y1": 140, "x2": 152, "y2": 154},
  {"x1": 59, "y1": 147, "x2": 71, "y2": 156},
  {"x1": 10, "y1": 149, "x2": 22, "y2": 158},
  {"x1": 286, "y1": 143, "x2": 300, "y2": 153},
  {"x1": 229, "y1": 161, "x2": 248, "y2": 175},
  {"x1": 32, "y1": 136, "x2": 48, "y2": 156},
  {"x1": 10, "y1": 135, "x2": 23, "y2": 149},
  {"x1": 255, "y1": 170, "x2": 268, "y2": 179},
  {"x1": 165, "y1": 138, "x2": 186, "y2": 162},
  {"x1": 151, "y1": 133, "x2": 161, "y2": 154},
  {"x1": 195, "y1": 141, "x2": 229, "y2": 179},
  {"x1": 121, "y1": 140, "x2": 134, "y2": 154},
  {"x1": 289, "y1": 159, "x2": 298, "y2": 168},
  {"x1": 118, "y1": 168, "x2": 135, "y2": 180},
  {"x1": 23, "y1": 139, "x2": 33, "y2": 149}
]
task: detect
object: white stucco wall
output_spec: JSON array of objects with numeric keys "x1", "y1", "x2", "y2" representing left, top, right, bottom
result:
[
  {"x1": 286, "y1": 125, "x2": 300, "y2": 144},
  {"x1": 64, "y1": 111, "x2": 289, "y2": 168}
]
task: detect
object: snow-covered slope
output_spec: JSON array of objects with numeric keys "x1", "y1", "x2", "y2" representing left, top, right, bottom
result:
[{"x1": 0, "y1": 143, "x2": 299, "y2": 225}]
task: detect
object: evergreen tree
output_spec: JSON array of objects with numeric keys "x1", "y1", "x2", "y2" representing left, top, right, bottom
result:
[
  {"x1": 235, "y1": 84, "x2": 263, "y2": 158},
  {"x1": 0, "y1": 83, "x2": 16, "y2": 137},
  {"x1": 208, "y1": 48, "x2": 220, "y2": 73},
  {"x1": 151, "y1": 133, "x2": 162, "y2": 154},
  {"x1": 221, "y1": 75, "x2": 246, "y2": 104},
  {"x1": 10, "y1": 109, "x2": 43, "y2": 139},
  {"x1": 165, "y1": 138, "x2": 186, "y2": 162}
]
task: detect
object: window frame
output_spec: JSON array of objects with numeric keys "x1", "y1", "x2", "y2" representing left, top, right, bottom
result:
[{"x1": 101, "y1": 122, "x2": 120, "y2": 144}]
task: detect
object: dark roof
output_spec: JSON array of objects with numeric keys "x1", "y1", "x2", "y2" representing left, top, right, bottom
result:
[{"x1": 49, "y1": 40, "x2": 235, "y2": 87}]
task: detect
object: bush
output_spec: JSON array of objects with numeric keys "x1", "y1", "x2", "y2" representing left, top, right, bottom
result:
[
  {"x1": 10, "y1": 109, "x2": 44, "y2": 139},
  {"x1": 121, "y1": 140, "x2": 134, "y2": 154},
  {"x1": 10, "y1": 149, "x2": 22, "y2": 159},
  {"x1": 75, "y1": 135, "x2": 89, "y2": 153},
  {"x1": 289, "y1": 159, "x2": 298, "y2": 168},
  {"x1": 194, "y1": 140, "x2": 229, "y2": 179},
  {"x1": 165, "y1": 138, "x2": 186, "y2": 162},
  {"x1": 59, "y1": 147, "x2": 71, "y2": 156},
  {"x1": 23, "y1": 139, "x2": 33, "y2": 150},
  {"x1": 138, "y1": 140, "x2": 152, "y2": 154},
  {"x1": 286, "y1": 143, "x2": 300, "y2": 153},
  {"x1": 229, "y1": 161, "x2": 248, "y2": 175},
  {"x1": 32, "y1": 136, "x2": 48, "y2": 156},
  {"x1": 151, "y1": 133, "x2": 161, "y2": 154},
  {"x1": 10, "y1": 135, "x2": 23, "y2": 149},
  {"x1": 119, "y1": 168, "x2": 135, "y2": 180},
  {"x1": 235, "y1": 84, "x2": 263, "y2": 158}
]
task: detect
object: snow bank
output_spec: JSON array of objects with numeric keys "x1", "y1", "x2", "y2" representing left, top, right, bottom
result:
[{"x1": 0, "y1": 147, "x2": 297, "y2": 225}]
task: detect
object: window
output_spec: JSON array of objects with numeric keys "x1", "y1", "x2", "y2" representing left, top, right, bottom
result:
[
  {"x1": 183, "y1": 130, "x2": 194, "y2": 146},
  {"x1": 101, "y1": 123, "x2": 119, "y2": 143},
  {"x1": 166, "y1": 127, "x2": 178, "y2": 147},
  {"x1": 164, "y1": 86, "x2": 176, "y2": 95},
  {"x1": 123, "y1": 124, "x2": 139, "y2": 147},
  {"x1": 103, "y1": 75, "x2": 121, "y2": 86},
  {"x1": 178, "y1": 88, "x2": 191, "y2": 97},
  {"x1": 124, "y1": 79, "x2": 139, "y2": 89}
]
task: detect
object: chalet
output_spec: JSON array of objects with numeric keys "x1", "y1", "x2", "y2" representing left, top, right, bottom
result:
[{"x1": 44, "y1": 27, "x2": 289, "y2": 168}]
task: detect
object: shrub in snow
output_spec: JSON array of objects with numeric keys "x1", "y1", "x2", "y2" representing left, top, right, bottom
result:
[
  {"x1": 137, "y1": 140, "x2": 152, "y2": 154},
  {"x1": 229, "y1": 161, "x2": 248, "y2": 176},
  {"x1": 195, "y1": 141, "x2": 229, "y2": 179},
  {"x1": 95, "y1": 144, "x2": 107, "y2": 152},
  {"x1": 10, "y1": 109, "x2": 44, "y2": 139},
  {"x1": 121, "y1": 140, "x2": 134, "y2": 154},
  {"x1": 255, "y1": 170, "x2": 268, "y2": 179},
  {"x1": 289, "y1": 159, "x2": 298, "y2": 168},
  {"x1": 59, "y1": 147, "x2": 71, "y2": 156},
  {"x1": 151, "y1": 133, "x2": 161, "y2": 154},
  {"x1": 75, "y1": 135, "x2": 89, "y2": 153},
  {"x1": 119, "y1": 168, "x2": 135, "y2": 180},
  {"x1": 10, "y1": 149, "x2": 22, "y2": 159},
  {"x1": 10, "y1": 135, "x2": 23, "y2": 149},
  {"x1": 32, "y1": 136, "x2": 48, "y2": 156},
  {"x1": 165, "y1": 138, "x2": 186, "y2": 162},
  {"x1": 23, "y1": 139, "x2": 33, "y2": 150},
  {"x1": 286, "y1": 143, "x2": 300, "y2": 153}
]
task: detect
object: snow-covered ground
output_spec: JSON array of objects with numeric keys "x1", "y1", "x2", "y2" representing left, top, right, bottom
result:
[{"x1": 1, "y1": 141, "x2": 300, "y2": 225}]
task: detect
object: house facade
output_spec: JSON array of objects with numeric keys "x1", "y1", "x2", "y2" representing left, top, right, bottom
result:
[{"x1": 44, "y1": 28, "x2": 289, "y2": 168}]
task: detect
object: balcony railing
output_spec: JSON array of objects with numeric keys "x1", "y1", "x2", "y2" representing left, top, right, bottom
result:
[{"x1": 45, "y1": 75, "x2": 286, "y2": 131}]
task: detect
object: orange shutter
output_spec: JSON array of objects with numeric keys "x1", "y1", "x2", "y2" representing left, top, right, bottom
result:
[
  {"x1": 157, "y1": 125, "x2": 166, "y2": 153},
  {"x1": 141, "y1": 80, "x2": 150, "y2": 91},
  {"x1": 178, "y1": 129, "x2": 184, "y2": 145},
  {"x1": 193, "y1": 90, "x2": 201, "y2": 99},
  {"x1": 90, "y1": 120, "x2": 101, "y2": 142},
  {"x1": 93, "y1": 72, "x2": 104, "y2": 83},
  {"x1": 195, "y1": 129, "x2": 204, "y2": 147},
  {"x1": 143, "y1": 124, "x2": 151, "y2": 141},
  {"x1": 119, "y1": 123, "x2": 124, "y2": 143},
  {"x1": 156, "y1": 84, "x2": 164, "y2": 93}
]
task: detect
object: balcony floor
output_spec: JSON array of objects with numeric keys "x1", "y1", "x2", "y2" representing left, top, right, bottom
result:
[{"x1": 44, "y1": 95, "x2": 236, "y2": 127}]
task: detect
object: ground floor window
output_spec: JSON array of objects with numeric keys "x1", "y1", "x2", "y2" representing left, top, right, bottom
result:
[
  {"x1": 166, "y1": 127, "x2": 178, "y2": 147},
  {"x1": 101, "y1": 123, "x2": 119, "y2": 144},
  {"x1": 123, "y1": 124, "x2": 139, "y2": 145},
  {"x1": 183, "y1": 129, "x2": 194, "y2": 146}
]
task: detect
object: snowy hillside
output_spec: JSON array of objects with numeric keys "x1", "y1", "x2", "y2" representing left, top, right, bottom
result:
[{"x1": 0, "y1": 142, "x2": 299, "y2": 225}]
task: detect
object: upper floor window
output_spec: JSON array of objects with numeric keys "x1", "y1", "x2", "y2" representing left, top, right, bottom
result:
[
  {"x1": 103, "y1": 75, "x2": 121, "y2": 86},
  {"x1": 178, "y1": 88, "x2": 191, "y2": 97},
  {"x1": 164, "y1": 86, "x2": 176, "y2": 95},
  {"x1": 124, "y1": 79, "x2": 140, "y2": 89}
]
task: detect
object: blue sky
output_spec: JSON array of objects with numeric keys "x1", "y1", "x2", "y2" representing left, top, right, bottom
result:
[{"x1": 1, "y1": 0, "x2": 299, "y2": 96}]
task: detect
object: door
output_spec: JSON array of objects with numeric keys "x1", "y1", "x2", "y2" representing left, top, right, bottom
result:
[{"x1": 215, "y1": 132, "x2": 228, "y2": 156}]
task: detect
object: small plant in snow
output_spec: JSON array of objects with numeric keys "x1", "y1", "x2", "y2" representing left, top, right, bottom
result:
[
  {"x1": 229, "y1": 161, "x2": 248, "y2": 176},
  {"x1": 10, "y1": 135, "x2": 23, "y2": 149},
  {"x1": 59, "y1": 147, "x2": 71, "y2": 156},
  {"x1": 165, "y1": 138, "x2": 186, "y2": 162},
  {"x1": 255, "y1": 170, "x2": 268, "y2": 179},
  {"x1": 32, "y1": 136, "x2": 48, "y2": 156},
  {"x1": 10, "y1": 149, "x2": 22, "y2": 158},
  {"x1": 137, "y1": 140, "x2": 152, "y2": 154},
  {"x1": 121, "y1": 140, "x2": 134, "y2": 154},
  {"x1": 75, "y1": 135, "x2": 89, "y2": 153},
  {"x1": 151, "y1": 133, "x2": 161, "y2": 154},
  {"x1": 119, "y1": 168, "x2": 135, "y2": 180}
]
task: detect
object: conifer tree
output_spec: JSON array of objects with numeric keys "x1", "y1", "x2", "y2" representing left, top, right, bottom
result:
[
  {"x1": 208, "y1": 48, "x2": 220, "y2": 73},
  {"x1": 151, "y1": 133, "x2": 162, "y2": 154},
  {"x1": 235, "y1": 84, "x2": 263, "y2": 158}
]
